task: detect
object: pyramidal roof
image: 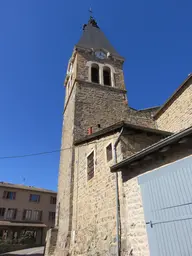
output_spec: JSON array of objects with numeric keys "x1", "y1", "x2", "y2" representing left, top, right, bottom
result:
[{"x1": 76, "y1": 17, "x2": 122, "y2": 59}]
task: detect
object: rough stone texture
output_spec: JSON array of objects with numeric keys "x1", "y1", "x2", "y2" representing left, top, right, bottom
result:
[
  {"x1": 76, "y1": 51, "x2": 125, "y2": 90},
  {"x1": 44, "y1": 228, "x2": 58, "y2": 256},
  {"x1": 120, "y1": 139, "x2": 192, "y2": 256},
  {"x1": 120, "y1": 132, "x2": 166, "y2": 160},
  {"x1": 54, "y1": 84, "x2": 77, "y2": 256},
  {"x1": 46, "y1": 48, "x2": 163, "y2": 256},
  {"x1": 155, "y1": 78, "x2": 192, "y2": 132},
  {"x1": 70, "y1": 133, "x2": 123, "y2": 256},
  {"x1": 120, "y1": 175, "x2": 150, "y2": 256},
  {"x1": 73, "y1": 52, "x2": 156, "y2": 141}
]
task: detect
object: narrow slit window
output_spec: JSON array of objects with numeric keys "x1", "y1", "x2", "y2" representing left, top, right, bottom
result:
[
  {"x1": 103, "y1": 67, "x2": 111, "y2": 86},
  {"x1": 91, "y1": 64, "x2": 99, "y2": 83},
  {"x1": 106, "y1": 143, "x2": 113, "y2": 162},
  {"x1": 87, "y1": 151, "x2": 94, "y2": 181}
]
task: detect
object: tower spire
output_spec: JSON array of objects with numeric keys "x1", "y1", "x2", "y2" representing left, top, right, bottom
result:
[
  {"x1": 83, "y1": 8, "x2": 99, "y2": 30},
  {"x1": 78, "y1": 14, "x2": 123, "y2": 59}
]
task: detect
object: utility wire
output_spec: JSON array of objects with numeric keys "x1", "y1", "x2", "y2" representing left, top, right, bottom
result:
[
  {"x1": 0, "y1": 135, "x2": 119, "y2": 160},
  {"x1": 0, "y1": 148, "x2": 68, "y2": 160}
]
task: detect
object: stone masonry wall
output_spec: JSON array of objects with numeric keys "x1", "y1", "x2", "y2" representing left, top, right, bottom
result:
[
  {"x1": 155, "y1": 79, "x2": 192, "y2": 132},
  {"x1": 74, "y1": 81, "x2": 128, "y2": 140},
  {"x1": 49, "y1": 48, "x2": 160, "y2": 256},
  {"x1": 74, "y1": 52, "x2": 156, "y2": 141},
  {"x1": 44, "y1": 228, "x2": 58, "y2": 256},
  {"x1": 118, "y1": 132, "x2": 166, "y2": 255},
  {"x1": 76, "y1": 52, "x2": 125, "y2": 90},
  {"x1": 120, "y1": 175, "x2": 150, "y2": 256},
  {"x1": 70, "y1": 133, "x2": 123, "y2": 256},
  {"x1": 54, "y1": 85, "x2": 77, "y2": 256},
  {"x1": 66, "y1": 131, "x2": 164, "y2": 256},
  {"x1": 74, "y1": 80, "x2": 156, "y2": 141},
  {"x1": 120, "y1": 139, "x2": 192, "y2": 256},
  {"x1": 121, "y1": 132, "x2": 166, "y2": 160}
]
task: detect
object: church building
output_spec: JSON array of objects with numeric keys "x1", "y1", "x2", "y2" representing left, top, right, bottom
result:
[{"x1": 45, "y1": 16, "x2": 192, "y2": 256}]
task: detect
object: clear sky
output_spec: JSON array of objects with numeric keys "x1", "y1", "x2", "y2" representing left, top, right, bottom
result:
[{"x1": 0, "y1": 0, "x2": 191, "y2": 191}]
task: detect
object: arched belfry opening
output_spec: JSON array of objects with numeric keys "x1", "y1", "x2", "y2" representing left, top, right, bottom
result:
[
  {"x1": 103, "y1": 67, "x2": 111, "y2": 86},
  {"x1": 91, "y1": 64, "x2": 99, "y2": 83}
]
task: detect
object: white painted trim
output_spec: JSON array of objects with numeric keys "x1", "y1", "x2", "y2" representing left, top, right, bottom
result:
[
  {"x1": 86, "y1": 61, "x2": 116, "y2": 87},
  {"x1": 102, "y1": 65, "x2": 115, "y2": 87}
]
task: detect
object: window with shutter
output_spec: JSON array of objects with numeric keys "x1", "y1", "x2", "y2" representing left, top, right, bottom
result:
[
  {"x1": 50, "y1": 196, "x2": 57, "y2": 204},
  {"x1": 0, "y1": 208, "x2": 5, "y2": 217},
  {"x1": 39, "y1": 211, "x2": 42, "y2": 221},
  {"x1": 23, "y1": 209, "x2": 32, "y2": 220},
  {"x1": 3, "y1": 191, "x2": 16, "y2": 200},
  {"x1": 13, "y1": 209, "x2": 17, "y2": 219},
  {"x1": 87, "y1": 151, "x2": 94, "y2": 181},
  {"x1": 49, "y1": 212, "x2": 55, "y2": 221},
  {"x1": 22, "y1": 210, "x2": 26, "y2": 220},
  {"x1": 32, "y1": 210, "x2": 42, "y2": 221},
  {"x1": 3, "y1": 191, "x2": 7, "y2": 198},
  {"x1": 6, "y1": 208, "x2": 17, "y2": 220}
]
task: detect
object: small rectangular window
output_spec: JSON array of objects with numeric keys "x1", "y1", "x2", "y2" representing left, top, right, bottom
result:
[
  {"x1": 50, "y1": 196, "x2": 56, "y2": 204},
  {"x1": 6, "y1": 208, "x2": 17, "y2": 220},
  {"x1": 29, "y1": 194, "x2": 40, "y2": 203},
  {"x1": 49, "y1": 212, "x2": 56, "y2": 221},
  {"x1": 3, "y1": 191, "x2": 16, "y2": 200},
  {"x1": 106, "y1": 143, "x2": 113, "y2": 162},
  {"x1": 0, "y1": 208, "x2": 5, "y2": 217},
  {"x1": 87, "y1": 151, "x2": 94, "y2": 181}
]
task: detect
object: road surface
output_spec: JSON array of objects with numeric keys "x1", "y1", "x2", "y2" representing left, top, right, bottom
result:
[{"x1": 2, "y1": 246, "x2": 44, "y2": 255}]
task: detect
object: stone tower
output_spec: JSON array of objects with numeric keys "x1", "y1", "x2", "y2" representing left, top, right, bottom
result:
[
  {"x1": 45, "y1": 16, "x2": 155, "y2": 256},
  {"x1": 53, "y1": 16, "x2": 130, "y2": 255}
]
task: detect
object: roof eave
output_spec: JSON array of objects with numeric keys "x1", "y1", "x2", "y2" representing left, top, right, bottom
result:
[
  {"x1": 111, "y1": 126, "x2": 192, "y2": 172},
  {"x1": 75, "y1": 45, "x2": 125, "y2": 62},
  {"x1": 74, "y1": 121, "x2": 171, "y2": 146}
]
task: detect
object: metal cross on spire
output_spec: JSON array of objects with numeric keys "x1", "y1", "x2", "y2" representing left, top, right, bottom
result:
[
  {"x1": 89, "y1": 7, "x2": 93, "y2": 16},
  {"x1": 84, "y1": 8, "x2": 99, "y2": 29}
]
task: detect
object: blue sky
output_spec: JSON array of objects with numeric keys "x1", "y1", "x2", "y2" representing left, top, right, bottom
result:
[{"x1": 0, "y1": 0, "x2": 191, "y2": 191}]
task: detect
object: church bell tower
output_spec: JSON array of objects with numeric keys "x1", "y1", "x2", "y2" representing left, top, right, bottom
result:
[
  {"x1": 52, "y1": 15, "x2": 129, "y2": 255},
  {"x1": 64, "y1": 15, "x2": 128, "y2": 141}
]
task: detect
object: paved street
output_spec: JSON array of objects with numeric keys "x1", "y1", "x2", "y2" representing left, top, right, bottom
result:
[{"x1": 2, "y1": 246, "x2": 44, "y2": 255}]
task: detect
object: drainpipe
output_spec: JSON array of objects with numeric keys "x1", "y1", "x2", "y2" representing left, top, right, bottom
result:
[{"x1": 113, "y1": 127, "x2": 124, "y2": 256}]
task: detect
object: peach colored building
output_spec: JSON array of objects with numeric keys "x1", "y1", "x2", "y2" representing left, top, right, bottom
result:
[{"x1": 0, "y1": 182, "x2": 57, "y2": 246}]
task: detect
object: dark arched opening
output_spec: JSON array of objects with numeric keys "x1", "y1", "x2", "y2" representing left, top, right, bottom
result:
[
  {"x1": 91, "y1": 64, "x2": 99, "y2": 83},
  {"x1": 103, "y1": 67, "x2": 111, "y2": 86}
]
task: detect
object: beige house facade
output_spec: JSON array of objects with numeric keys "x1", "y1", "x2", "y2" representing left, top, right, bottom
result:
[
  {"x1": 0, "y1": 182, "x2": 56, "y2": 247},
  {"x1": 45, "y1": 16, "x2": 192, "y2": 256}
]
